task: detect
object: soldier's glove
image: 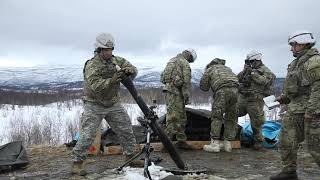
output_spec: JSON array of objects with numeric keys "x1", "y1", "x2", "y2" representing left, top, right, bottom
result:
[
  {"x1": 276, "y1": 96, "x2": 290, "y2": 104},
  {"x1": 121, "y1": 67, "x2": 135, "y2": 75},
  {"x1": 304, "y1": 112, "x2": 315, "y2": 122},
  {"x1": 110, "y1": 71, "x2": 124, "y2": 84},
  {"x1": 244, "y1": 64, "x2": 252, "y2": 70}
]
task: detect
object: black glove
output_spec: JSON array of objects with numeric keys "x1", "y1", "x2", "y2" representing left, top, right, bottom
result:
[
  {"x1": 110, "y1": 71, "x2": 124, "y2": 84},
  {"x1": 121, "y1": 67, "x2": 135, "y2": 75}
]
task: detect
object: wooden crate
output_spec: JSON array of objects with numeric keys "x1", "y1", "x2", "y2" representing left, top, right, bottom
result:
[
  {"x1": 103, "y1": 141, "x2": 241, "y2": 155},
  {"x1": 88, "y1": 128, "x2": 101, "y2": 155}
]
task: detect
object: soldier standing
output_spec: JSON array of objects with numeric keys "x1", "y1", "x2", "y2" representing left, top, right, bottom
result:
[
  {"x1": 237, "y1": 50, "x2": 276, "y2": 150},
  {"x1": 160, "y1": 49, "x2": 197, "y2": 149},
  {"x1": 71, "y1": 33, "x2": 142, "y2": 176},
  {"x1": 200, "y1": 58, "x2": 239, "y2": 152},
  {"x1": 270, "y1": 31, "x2": 320, "y2": 180}
]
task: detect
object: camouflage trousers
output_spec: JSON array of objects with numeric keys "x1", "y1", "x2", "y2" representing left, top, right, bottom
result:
[
  {"x1": 72, "y1": 102, "x2": 136, "y2": 162},
  {"x1": 279, "y1": 112, "x2": 320, "y2": 172},
  {"x1": 238, "y1": 93, "x2": 265, "y2": 142},
  {"x1": 211, "y1": 87, "x2": 238, "y2": 140},
  {"x1": 164, "y1": 92, "x2": 187, "y2": 141}
]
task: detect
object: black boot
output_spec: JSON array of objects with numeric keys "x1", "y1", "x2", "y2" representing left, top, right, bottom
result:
[{"x1": 269, "y1": 171, "x2": 298, "y2": 180}]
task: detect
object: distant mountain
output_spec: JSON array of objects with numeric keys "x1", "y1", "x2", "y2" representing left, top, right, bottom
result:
[
  {"x1": 0, "y1": 65, "x2": 284, "y2": 91},
  {"x1": 0, "y1": 65, "x2": 204, "y2": 90}
]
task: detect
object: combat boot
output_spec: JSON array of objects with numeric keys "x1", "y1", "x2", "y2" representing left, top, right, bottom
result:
[
  {"x1": 269, "y1": 171, "x2": 298, "y2": 180},
  {"x1": 71, "y1": 161, "x2": 87, "y2": 176},
  {"x1": 203, "y1": 139, "x2": 220, "y2": 152},
  {"x1": 174, "y1": 141, "x2": 193, "y2": 150},
  {"x1": 223, "y1": 140, "x2": 232, "y2": 152},
  {"x1": 125, "y1": 154, "x2": 145, "y2": 167}
]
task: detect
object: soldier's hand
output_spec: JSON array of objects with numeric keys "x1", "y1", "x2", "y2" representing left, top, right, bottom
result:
[
  {"x1": 244, "y1": 64, "x2": 251, "y2": 69},
  {"x1": 122, "y1": 67, "x2": 135, "y2": 75},
  {"x1": 304, "y1": 112, "x2": 314, "y2": 122},
  {"x1": 110, "y1": 71, "x2": 124, "y2": 84},
  {"x1": 275, "y1": 96, "x2": 283, "y2": 104}
]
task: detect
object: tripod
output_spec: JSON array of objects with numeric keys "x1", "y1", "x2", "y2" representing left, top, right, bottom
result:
[{"x1": 117, "y1": 118, "x2": 154, "y2": 180}]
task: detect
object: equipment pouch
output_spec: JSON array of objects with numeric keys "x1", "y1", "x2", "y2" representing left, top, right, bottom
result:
[{"x1": 285, "y1": 71, "x2": 299, "y2": 96}]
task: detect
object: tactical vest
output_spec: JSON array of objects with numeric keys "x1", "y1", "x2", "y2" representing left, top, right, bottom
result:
[
  {"x1": 82, "y1": 55, "x2": 120, "y2": 107},
  {"x1": 239, "y1": 64, "x2": 274, "y2": 96},
  {"x1": 284, "y1": 49, "x2": 319, "y2": 98},
  {"x1": 209, "y1": 65, "x2": 238, "y2": 92}
]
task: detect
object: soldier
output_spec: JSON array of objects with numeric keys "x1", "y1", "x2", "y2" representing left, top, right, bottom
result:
[
  {"x1": 160, "y1": 49, "x2": 197, "y2": 149},
  {"x1": 71, "y1": 33, "x2": 142, "y2": 176},
  {"x1": 237, "y1": 50, "x2": 276, "y2": 150},
  {"x1": 200, "y1": 58, "x2": 239, "y2": 153},
  {"x1": 270, "y1": 31, "x2": 320, "y2": 180}
]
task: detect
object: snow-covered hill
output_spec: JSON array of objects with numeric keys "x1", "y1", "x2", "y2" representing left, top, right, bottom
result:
[{"x1": 0, "y1": 65, "x2": 204, "y2": 90}]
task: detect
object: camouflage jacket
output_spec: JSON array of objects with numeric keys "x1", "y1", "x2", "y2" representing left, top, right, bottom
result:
[
  {"x1": 160, "y1": 53, "x2": 191, "y2": 98},
  {"x1": 282, "y1": 48, "x2": 320, "y2": 115},
  {"x1": 82, "y1": 54, "x2": 137, "y2": 107},
  {"x1": 238, "y1": 63, "x2": 275, "y2": 97},
  {"x1": 200, "y1": 63, "x2": 238, "y2": 94}
]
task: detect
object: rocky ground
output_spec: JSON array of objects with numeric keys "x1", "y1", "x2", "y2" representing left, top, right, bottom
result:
[{"x1": 0, "y1": 145, "x2": 319, "y2": 180}]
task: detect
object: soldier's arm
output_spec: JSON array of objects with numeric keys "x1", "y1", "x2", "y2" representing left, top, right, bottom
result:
[
  {"x1": 199, "y1": 69, "x2": 210, "y2": 92},
  {"x1": 180, "y1": 60, "x2": 191, "y2": 98},
  {"x1": 114, "y1": 56, "x2": 138, "y2": 79},
  {"x1": 251, "y1": 67, "x2": 275, "y2": 86},
  {"x1": 306, "y1": 56, "x2": 320, "y2": 115},
  {"x1": 160, "y1": 71, "x2": 165, "y2": 84},
  {"x1": 237, "y1": 69, "x2": 246, "y2": 82},
  {"x1": 85, "y1": 62, "x2": 114, "y2": 93}
]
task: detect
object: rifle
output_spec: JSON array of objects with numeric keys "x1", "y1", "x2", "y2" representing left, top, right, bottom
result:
[{"x1": 120, "y1": 76, "x2": 186, "y2": 170}]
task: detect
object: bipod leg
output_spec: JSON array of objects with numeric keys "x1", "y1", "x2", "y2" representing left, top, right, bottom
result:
[
  {"x1": 144, "y1": 168, "x2": 152, "y2": 180},
  {"x1": 116, "y1": 149, "x2": 144, "y2": 171},
  {"x1": 143, "y1": 127, "x2": 153, "y2": 180}
]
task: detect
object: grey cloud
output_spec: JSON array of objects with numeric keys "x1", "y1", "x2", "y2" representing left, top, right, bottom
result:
[{"x1": 0, "y1": 0, "x2": 319, "y2": 76}]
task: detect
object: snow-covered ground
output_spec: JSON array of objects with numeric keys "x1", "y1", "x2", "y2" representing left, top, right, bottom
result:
[
  {"x1": 0, "y1": 101, "x2": 281, "y2": 179},
  {"x1": 0, "y1": 100, "x2": 280, "y2": 145}
]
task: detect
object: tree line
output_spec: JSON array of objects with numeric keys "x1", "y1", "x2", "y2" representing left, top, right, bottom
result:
[{"x1": 0, "y1": 83, "x2": 282, "y2": 106}]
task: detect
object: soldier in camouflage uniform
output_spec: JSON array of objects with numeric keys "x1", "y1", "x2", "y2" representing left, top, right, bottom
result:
[
  {"x1": 160, "y1": 49, "x2": 197, "y2": 149},
  {"x1": 71, "y1": 33, "x2": 142, "y2": 176},
  {"x1": 270, "y1": 31, "x2": 320, "y2": 180},
  {"x1": 237, "y1": 50, "x2": 276, "y2": 150},
  {"x1": 200, "y1": 58, "x2": 239, "y2": 153}
]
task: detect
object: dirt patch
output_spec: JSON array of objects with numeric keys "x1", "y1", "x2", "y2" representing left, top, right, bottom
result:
[{"x1": 0, "y1": 145, "x2": 319, "y2": 180}]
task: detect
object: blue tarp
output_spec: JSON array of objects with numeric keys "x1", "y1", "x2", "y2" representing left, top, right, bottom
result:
[
  {"x1": 74, "y1": 132, "x2": 80, "y2": 141},
  {"x1": 240, "y1": 120, "x2": 282, "y2": 148}
]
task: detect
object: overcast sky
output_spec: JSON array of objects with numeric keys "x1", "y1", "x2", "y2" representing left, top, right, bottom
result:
[{"x1": 0, "y1": 0, "x2": 319, "y2": 77}]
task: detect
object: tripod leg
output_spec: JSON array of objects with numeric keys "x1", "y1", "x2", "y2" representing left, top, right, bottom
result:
[{"x1": 116, "y1": 149, "x2": 144, "y2": 171}]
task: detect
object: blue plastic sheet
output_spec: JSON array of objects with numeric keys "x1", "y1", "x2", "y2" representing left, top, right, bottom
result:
[
  {"x1": 240, "y1": 120, "x2": 282, "y2": 148},
  {"x1": 74, "y1": 132, "x2": 80, "y2": 141}
]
